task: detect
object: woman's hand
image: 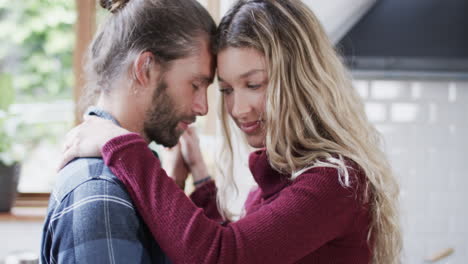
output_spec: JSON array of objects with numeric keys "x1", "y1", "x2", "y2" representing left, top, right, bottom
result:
[
  {"x1": 179, "y1": 126, "x2": 209, "y2": 182},
  {"x1": 58, "y1": 116, "x2": 131, "y2": 170}
]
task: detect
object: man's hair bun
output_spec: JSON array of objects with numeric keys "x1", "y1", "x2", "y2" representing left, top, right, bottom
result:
[{"x1": 99, "y1": 0, "x2": 130, "y2": 13}]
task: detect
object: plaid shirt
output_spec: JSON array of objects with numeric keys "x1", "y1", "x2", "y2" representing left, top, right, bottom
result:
[{"x1": 40, "y1": 108, "x2": 170, "y2": 264}]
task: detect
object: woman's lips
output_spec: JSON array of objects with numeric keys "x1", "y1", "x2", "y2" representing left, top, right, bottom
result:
[{"x1": 238, "y1": 120, "x2": 262, "y2": 134}]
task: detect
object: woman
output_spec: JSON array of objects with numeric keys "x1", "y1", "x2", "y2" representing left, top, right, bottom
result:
[{"x1": 62, "y1": 0, "x2": 402, "y2": 263}]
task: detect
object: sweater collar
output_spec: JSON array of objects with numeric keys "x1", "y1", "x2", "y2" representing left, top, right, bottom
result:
[{"x1": 248, "y1": 149, "x2": 291, "y2": 199}]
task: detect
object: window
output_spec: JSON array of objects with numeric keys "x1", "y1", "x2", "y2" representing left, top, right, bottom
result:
[
  {"x1": 0, "y1": 0, "x2": 222, "y2": 195},
  {"x1": 0, "y1": 0, "x2": 76, "y2": 193}
]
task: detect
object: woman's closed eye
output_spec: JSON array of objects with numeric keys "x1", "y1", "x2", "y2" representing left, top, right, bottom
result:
[
  {"x1": 246, "y1": 83, "x2": 261, "y2": 89},
  {"x1": 219, "y1": 87, "x2": 233, "y2": 95}
]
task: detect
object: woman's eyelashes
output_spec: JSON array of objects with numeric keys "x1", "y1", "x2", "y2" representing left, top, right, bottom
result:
[
  {"x1": 219, "y1": 82, "x2": 263, "y2": 95},
  {"x1": 246, "y1": 83, "x2": 261, "y2": 89},
  {"x1": 219, "y1": 87, "x2": 233, "y2": 95}
]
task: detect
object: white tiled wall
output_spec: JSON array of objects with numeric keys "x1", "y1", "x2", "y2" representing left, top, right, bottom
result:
[{"x1": 355, "y1": 79, "x2": 468, "y2": 264}]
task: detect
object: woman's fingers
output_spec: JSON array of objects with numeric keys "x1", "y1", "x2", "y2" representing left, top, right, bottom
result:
[
  {"x1": 63, "y1": 126, "x2": 79, "y2": 152},
  {"x1": 57, "y1": 138, "x2": 79, "y2": 171},
  {"x1": 58, "y1": 117, "x2": 107, "y2": 171},
  {"x1": 58, "y1": 116, "x2": 131, "y2": 173},
  {"x1": 180, "y1": 126, "x2": 205, "y2": 169}
]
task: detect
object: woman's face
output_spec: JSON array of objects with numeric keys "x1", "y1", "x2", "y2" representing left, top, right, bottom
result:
[{"x1": 217, "y1": 47, "x2": 268, "y2": 148}]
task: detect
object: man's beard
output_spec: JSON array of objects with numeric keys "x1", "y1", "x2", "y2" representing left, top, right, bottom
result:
[{"x1": 143, "y1": 79, "x2": 194, "y2": 147}]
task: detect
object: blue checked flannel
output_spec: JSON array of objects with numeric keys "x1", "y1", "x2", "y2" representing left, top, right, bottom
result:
[{"x1": 40, "y1": 107, "x2": 170, "y2": 264}]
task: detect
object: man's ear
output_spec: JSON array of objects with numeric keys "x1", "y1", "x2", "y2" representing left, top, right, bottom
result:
[{"x1": 132, "y1": 51, "x2": 159, "y2": 87}]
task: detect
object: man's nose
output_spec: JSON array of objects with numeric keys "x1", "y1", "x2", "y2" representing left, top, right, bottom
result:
[{"x1": 192, "y1": 89, "x2": 208, "y2": 116}]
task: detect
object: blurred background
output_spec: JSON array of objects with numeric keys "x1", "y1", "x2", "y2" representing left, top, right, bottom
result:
[{"x1": 0, "y1": 0, "x2": 466, "y2": 263}]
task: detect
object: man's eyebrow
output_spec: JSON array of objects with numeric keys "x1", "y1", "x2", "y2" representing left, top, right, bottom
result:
[{"x1": 195, "y1": 75, "x2": 214, "y2": 84}]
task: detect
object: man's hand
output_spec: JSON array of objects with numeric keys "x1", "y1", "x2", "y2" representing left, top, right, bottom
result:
[
  {"x1": 179, "y1": 127, "x2": 209, "y2": 183},
  {"x1": 161, "y1": 143, "x2": 189, "y2": 190},
  {"x1": 162, "y1": 126, "x2": 209, "y2": 189}
]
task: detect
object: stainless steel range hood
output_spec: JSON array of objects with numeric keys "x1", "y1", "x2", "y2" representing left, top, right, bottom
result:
[{"x1": 336, "y1": 0, "x2": 468, "y2": 80}]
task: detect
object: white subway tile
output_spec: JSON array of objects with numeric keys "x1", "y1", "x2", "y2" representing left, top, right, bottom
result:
[
  {"x1": 356, "y1": 79, "x2": 467, "y2": 263},
  {"x1": 365, "y1": 102, "x2": 387, "y2": 122},
  {"x1": 370, "y1": 80, "x2": 411, "y2": 100},
  {"x1": 448, "y1": 83, "x2": 457, "y2": 102},
  {"x1": 454, "y1": 82, "x2": 468, "y2": 101},
  {"x1": 411, "y1": 82, "x2": 423, "y2": 100},
  {"x1": 352, "y1": 80, "x2": 369, "y2": 98},
  {"x1": 391, "y1": 103, "x2": 425, "y2": 123},
  {"x1": 449, "y1": 215, "x2": 468, "y2": 233},
  {"x1": 417, "y1": 81, "x2": 450, "y2": 101}
]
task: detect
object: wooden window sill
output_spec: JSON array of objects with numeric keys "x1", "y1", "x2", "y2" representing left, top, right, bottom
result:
[
  {"x1": 0, "y1": 207, "x2": 46, "y2": 222},
  {"x1": 0, "y1": 193, "x2": 49, "y2": 222}
]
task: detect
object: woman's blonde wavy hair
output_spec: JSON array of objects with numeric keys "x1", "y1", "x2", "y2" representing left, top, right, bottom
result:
[{"x1": 214, "y1": 0, "x2": 402, "y2": 263}]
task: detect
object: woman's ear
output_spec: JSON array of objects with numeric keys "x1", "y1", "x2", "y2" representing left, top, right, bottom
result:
[{"x1": 132, "y1": 51, "x2": 159, "y2": 88}]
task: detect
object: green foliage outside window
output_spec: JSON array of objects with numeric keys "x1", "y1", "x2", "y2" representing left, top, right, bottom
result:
[
  {"x1": 0, "y1": 0, "x2": 76, "y2": 177},
  {"x1": 0, "y1": 0, "x2": 76, "y2": 102},
  {"x1": 0, "y1": 73, "x2": 25, "y2": 165}
]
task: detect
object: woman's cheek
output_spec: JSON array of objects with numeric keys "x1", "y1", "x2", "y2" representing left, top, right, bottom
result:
[{"x1": 224, "y1": 96, "x2": 234, "y2": 117}]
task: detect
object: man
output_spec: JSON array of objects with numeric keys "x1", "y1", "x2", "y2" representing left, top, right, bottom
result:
[{"x1": 40, "y1": 0, "x2": 215, "y2": 263}]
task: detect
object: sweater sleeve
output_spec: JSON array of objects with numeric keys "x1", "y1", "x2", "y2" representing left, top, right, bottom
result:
[
  {"x1": 189, "y1": 180, "x2": 224, "y2": 223},
  {"x1": 102, "y1": 133, "x2": 364, "y2": 264}
]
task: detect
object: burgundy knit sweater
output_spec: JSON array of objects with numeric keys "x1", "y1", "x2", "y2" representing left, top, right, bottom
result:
[{"x1": 102, "y1": 133, "x2": 372, "y2": 264}]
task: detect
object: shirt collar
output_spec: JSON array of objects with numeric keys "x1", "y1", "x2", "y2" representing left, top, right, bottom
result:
[
  {"x1": 84, "y1": 106, "x2": 159, "y2": 158},
  {"x1": 84, "y1": 106, "x2": 121, "y2": 126}
]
